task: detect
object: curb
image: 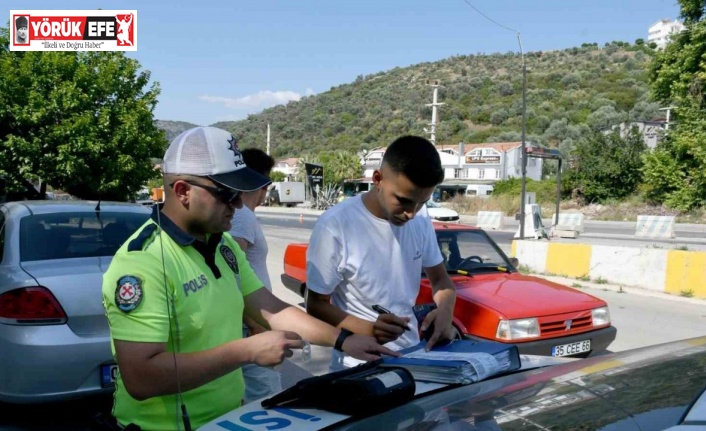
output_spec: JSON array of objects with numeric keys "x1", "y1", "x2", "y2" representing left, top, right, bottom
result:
[{"x1": 539, "y1": 274, "x2": 706, "y2": 306}]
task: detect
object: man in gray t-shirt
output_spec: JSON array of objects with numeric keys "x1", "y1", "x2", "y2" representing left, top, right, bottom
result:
[
  {"x1": 229, "y1": 149, "x2": 282, "y2": 404},
  {"x1": 232, "y1": 204, "x2": 271, "y2": 290}
]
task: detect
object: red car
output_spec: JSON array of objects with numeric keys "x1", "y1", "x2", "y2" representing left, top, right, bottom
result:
[{"x1": 281, "y1": 222, "x2": 616, "y2": 357}]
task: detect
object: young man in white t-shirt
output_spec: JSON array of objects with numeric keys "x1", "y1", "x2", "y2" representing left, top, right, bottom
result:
[
  {"x1": 229, "y1": 148, "x2": 282, "y2": 403},
  {"x1": 306, "y1": 135, "x2": 457, "y2": 370}
]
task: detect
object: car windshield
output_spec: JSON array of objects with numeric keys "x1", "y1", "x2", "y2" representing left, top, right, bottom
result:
[
  {"x1": 20, "y1": 211, "x2": 149, "y2": 261},
  {"x1": 436, "y1": 229, "x2": 513, "y2": 273},
  {"x1": 426, "y1": 200, "x2": 441, "y2": 208}
]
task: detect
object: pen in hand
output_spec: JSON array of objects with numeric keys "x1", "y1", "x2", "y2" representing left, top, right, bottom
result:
[{"x1": 372, "y1": 304, "x2": 411, "y2": 331}]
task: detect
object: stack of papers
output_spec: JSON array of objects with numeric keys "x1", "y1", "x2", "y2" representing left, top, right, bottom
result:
[{"x1": 381, "y1": 340, "x2": 521, "y2": 385}]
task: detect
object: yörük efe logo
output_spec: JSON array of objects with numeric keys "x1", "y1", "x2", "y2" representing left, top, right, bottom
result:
[{"x1": 10, "y1": 10, "x2": 138, "y2": 52}]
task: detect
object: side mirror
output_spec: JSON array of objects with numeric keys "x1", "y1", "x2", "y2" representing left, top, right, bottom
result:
[{"x1": 509, "y1": 257, "x2": 519, "y2": 268}]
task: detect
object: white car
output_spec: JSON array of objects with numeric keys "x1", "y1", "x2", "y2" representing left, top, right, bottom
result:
[{"x1": 424, "y1": 200, "x2": 460, "y2": 222}]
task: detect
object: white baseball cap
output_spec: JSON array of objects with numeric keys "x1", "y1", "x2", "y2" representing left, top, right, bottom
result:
[{"x1": 162, "y1": 126, "x2": 272, "y2": 192}]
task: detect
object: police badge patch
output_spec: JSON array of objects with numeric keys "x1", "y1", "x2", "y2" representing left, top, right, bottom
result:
[
  {"x1": 115, "y1": 275, "x2": 143, "y2": 313},
  {"x1": 220, "y1": 245, "x2": 239, "y2": 274}
]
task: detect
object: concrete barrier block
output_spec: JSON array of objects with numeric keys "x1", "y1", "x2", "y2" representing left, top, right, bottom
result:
[
  {"x1": 553, "y1": 213, "x2": 585, "y2": 233},
  {"x1": 513, "y1": 239, "x2": 705, "y2": 299},
  {"x1": 476, "y1": 211, "x2": 505, "y2": 230},
  {"x1": 553, "y1": 229, "x2": 579, "y2": 239},
  {"x1": 512, "y1": 240, "x2": 548, "y2": 274},
  {"x1": 545, "y1": 243, "x2": 592, "y2": 278},
  {"x1": 635, "y1": 215, "x2": 676, "y2": 238},
  {"x1": 665, "y1": 250, "x2": 706, "y2": 298},
  {"x1": 589, "y1": 245, "x2": 667, "y2": 293}
]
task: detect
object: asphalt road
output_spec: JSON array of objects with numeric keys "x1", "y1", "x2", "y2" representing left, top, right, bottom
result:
[
  {"x1": 256, "y1": 209, "x2": 706, "y2": 250},
  {"x1": 1, "y1": 214, "x2": 704, "y2": 430},
  {"x1": 256, "y1": 206, "x2": 706, "y2": 240},
  {"x1": 254, "y1": 212, "x2": 517, "y2": 250},
  {"x1": 505, "y1": 219, "x2": 706, "y2": 239}
]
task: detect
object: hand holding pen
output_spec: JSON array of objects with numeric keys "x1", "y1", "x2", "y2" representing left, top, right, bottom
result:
[{"x1": 371, "y1": 304, "x2": 411, "y2": 344}]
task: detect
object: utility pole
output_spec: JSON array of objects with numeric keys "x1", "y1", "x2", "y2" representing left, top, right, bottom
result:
[
  {"x1": 425, "y1": 80, "x2": 444, "y2": 145},
  {"x1": 518, "y1": 32, "x2": 528, "y2": 239},
  {"x1": 266, "y1": 123, "x2": 271, "y2": 155}
]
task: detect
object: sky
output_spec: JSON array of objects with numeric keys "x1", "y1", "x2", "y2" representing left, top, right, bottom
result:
[{"x1": 8, "y1": 0, "x2": 681, "y2": 126}]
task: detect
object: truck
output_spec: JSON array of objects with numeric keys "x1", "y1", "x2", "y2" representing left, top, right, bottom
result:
[{"x1": 267, "y1": 181, "x2": 305, "y2": 207}]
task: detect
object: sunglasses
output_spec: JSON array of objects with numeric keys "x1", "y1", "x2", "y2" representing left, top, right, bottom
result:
[{"x1": 170, "y1": 180, "x2": 241, "y2": 204}]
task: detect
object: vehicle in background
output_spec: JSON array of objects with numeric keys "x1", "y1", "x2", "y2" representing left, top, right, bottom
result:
[
  {"x1": 150, "y1": 186, "x2": 164, "y2": 203},
  {"x1": 266, "y1": 181, "x2": 305, "y2": 207},
  {"x1": 424, "y1": 200, "x2": 460, "y2": 222},
  {"x1": 0, "y1": 200, "x2": 151, "y2": 403},
  {"x1": 466, "y1": 184, "x2": 494, "y2": 197},
  {"x1": 282, "y1": 222, "x2": 616, "y2": 358},
  {"x1": 133, "y1": 187, "x2": 155, "y2": 206}
]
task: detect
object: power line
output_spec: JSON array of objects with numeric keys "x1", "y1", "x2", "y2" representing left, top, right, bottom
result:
[
  {"x1": 463, "y1": 0, "x2": 517, "y2": 33},
  {"x1": 462, "y1": 0, "x2": 531, "y2": 239}
]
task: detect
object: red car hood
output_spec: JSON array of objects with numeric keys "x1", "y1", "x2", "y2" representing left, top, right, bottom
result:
[{"x1": 445, "y1": 272, "x2": 606, "y2": 319}]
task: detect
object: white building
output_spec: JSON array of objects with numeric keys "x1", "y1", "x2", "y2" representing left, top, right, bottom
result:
[
  {"x1": 272, "y1": 157, "x2": 299, "y2": 181},
  {"x1": 358, "y1": 142, "x2": 543, "y2": 199},
  {"x1": 648, "y1": 19, "x2": 685, "y2": 49}
]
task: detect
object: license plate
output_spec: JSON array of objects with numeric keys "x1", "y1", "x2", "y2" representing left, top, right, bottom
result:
[
  {"x1": 551, "y1": 340, "x2": 591, "y2": 357},
  {"x1": 100, "y1": 364, "x2": 118, "y2": 387}
]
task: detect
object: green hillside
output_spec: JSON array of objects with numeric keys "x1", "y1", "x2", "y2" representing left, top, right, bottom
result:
[{"x1": 174, "y1": 41, "x2": 660, "y2": 158}]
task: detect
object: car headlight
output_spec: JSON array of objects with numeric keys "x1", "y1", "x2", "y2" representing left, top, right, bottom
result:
[
  {"x1": 592, "y1": 306, "x2": 610, "y2": 326},
  {"x1": 496, "y1": 318, "x2": 539, "y2": 340}
]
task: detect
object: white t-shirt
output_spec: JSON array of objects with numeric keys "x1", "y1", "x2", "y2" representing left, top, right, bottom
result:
[
  {"x1": 230, "y1": 205, "x2": 271, "y2": 291},
  {"x1": 307, "y1": 195, "x2": 443, "y2": 367},
  {"x1": 417, "y1": 202, "x2": 430, "y2": 218}
]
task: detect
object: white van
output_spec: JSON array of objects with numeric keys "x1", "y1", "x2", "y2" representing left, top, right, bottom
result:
[
  {"x1": 267, "y1": 181, "x2": 306, "y2": 207},
  {"x1": 466, "y1": 184, "x2": 493, "y2": 197}
]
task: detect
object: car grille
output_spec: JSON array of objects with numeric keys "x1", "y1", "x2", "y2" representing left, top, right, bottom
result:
[
  {"x1": 540, "y1": 313, "x2": 592, "y2": 335},
  {"x1": 434, "y1": 216, "x2": 460, "y2": 222}
]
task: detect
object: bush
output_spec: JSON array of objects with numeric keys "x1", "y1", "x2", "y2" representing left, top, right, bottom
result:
[
  {"x1": 492, "y1": 178, "x2": 561, "y2": 203},
  {"x1": 489, "y1": 108, "x2": 509, "y2": 125},
  {"x1": 270, "y1": 171, "x2": 286, "y2": 182},
  {"x1": 449, "y1": 193, "x2": 562, "y2": 217},
  {"x1": 566, "y1": 127, "x2": 646, "y2": 203}
]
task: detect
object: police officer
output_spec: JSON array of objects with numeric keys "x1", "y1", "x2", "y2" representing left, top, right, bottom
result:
[{"x1": 102, "y1": 126, "x2": 396, "y2": 430}]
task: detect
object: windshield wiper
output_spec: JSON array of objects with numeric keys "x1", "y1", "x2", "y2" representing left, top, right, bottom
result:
[
  {"x1": 447, "y1": 269, "x2": 473, "y2": 276},
  {"x1": 452, "y1": 265, "x2": 512, "y2": 274},
  {"x1": 480, "y1": 264, "x2": 511, "y2": 272}
]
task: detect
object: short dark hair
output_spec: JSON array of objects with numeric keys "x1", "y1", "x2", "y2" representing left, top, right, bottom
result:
[
  {"x1": 241, "y1": 148, "x2": 275, "y2": 176},
  {"x1": 381, "y1": 136, "x2": 444, "y2": 188}
]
